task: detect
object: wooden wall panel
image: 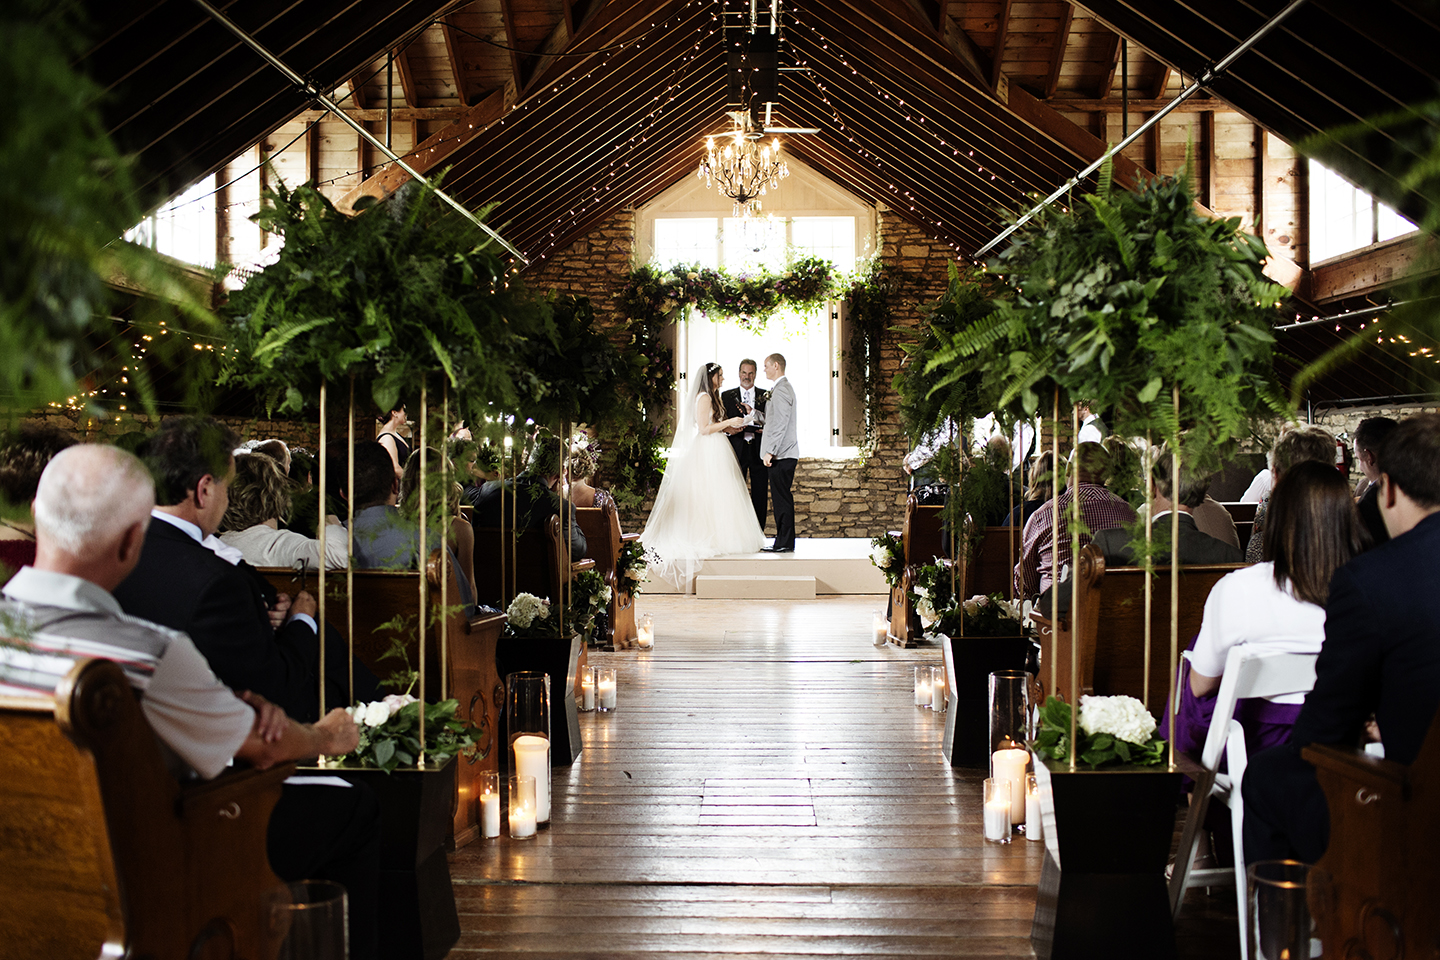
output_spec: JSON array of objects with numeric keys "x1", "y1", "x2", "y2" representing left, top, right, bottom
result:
[{"x1": 264, "y1": 120, "x2": 310, "y2": 193}]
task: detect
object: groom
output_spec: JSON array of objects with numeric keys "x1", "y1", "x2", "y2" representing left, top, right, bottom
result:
[
  {"x1": 760, "y1": 353, "x2": 798, "y2": 553},
  {"x1": 721, "y1": 358, "x2": 768, "y2": 529}
]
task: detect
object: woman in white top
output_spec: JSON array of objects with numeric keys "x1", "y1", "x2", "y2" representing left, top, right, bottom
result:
[
  {"x1": 639, "y1": 362, "x2": 765, "y2": 589},
  {"x1": 219, "y1": 452, "x2": 348, "y2": 570},
  {"x1": 1176, "y1": 460, "x2": 1370, "y2": 758}
]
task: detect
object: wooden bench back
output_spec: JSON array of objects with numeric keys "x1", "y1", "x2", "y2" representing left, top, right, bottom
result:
[
  {"x1": 0, "y1": 659, "x2": 290, "y2": 959},
  {"x1": 1034, "y1": 544, "x2": 1243, "y2": 713},
  {"x1": 576, "y1": 499, "x2": 639, "y2": 648},
  {"x1": 257, "y1": 563, "x2": 505, "y2": 848},
  {"x1": 1220, "y1": 501, "x2": 1257, "y2": 547},
  {"x1": 472, "y1": 514, "x2": 569, "y2": 608},
  {"x1": 1306, "y1": 704, "x2": 1440, "y2": 959},
  {"x1": 964, "y1": 525, "x2": 1020, "y2": 599},
  {"x1": 886, "y1": 495, "x2": 949, "y2": 647}
]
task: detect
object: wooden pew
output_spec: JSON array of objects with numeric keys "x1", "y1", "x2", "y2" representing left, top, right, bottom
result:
[
  {"x1": 1030, "y1": 544, "x2": 1244, "y2": 714},
  {"x1": 1303, "y1": 705, "x2": 1440, "y2": 960},
  {"x1": 964, "y1": 525, "x2": 1021, "y2": 599},
  {"x1": 577, "y1": 497, "x2": 641, "y2": 649},
  {"x1": 886, "y1": 494, "x2": 947, "y2": 647},
  {"x1": 0, "y1": 658, "x2": 292, "y2": 959},
  {"x1": 1220, "y1": 501, "x2": 1257, "y2": 550},
  {"x1": 259, "y1": 560, "x2": 504, "y2": 849}
]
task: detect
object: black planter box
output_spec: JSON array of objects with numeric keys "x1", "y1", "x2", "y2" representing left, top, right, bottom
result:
[
  {"x1": 1030, "y1": 758, "x2": 1181, "y2": 960},
  {"x1": 940, "y1": 633, "x2": 1040, "y2": 767},
  {"x1": 495, "y1": 632, "x2": 583, "y2": 766},
  {"x1": 334, "y1": 758, "x2": 461, "y2": 960}
]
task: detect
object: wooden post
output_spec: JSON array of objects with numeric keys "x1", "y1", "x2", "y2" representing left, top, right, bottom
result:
[
  {"x1": 1069, "y1": 401, "x2": 1080, "y2": 773},
  {"x1": 318, "y1": 381, "x2": 327, "y2": 717}
]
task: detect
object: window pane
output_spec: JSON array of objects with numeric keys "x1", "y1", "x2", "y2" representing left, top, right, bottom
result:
[
  {"x1": 125, "y1": 174, "x2": 218, "y2": 268},
  {"x1": 654, "y1": 218, "x2": 719, "y2": 269},
  {"x1": 790, "y1": 216, "x2": 856, "y2": 268},
  {"x1": 722, "y1": 217, "x2": 786, "y2": 273},
  {"x1": 1378, "y1": 202, "x2": 1418, "y2": 243}
]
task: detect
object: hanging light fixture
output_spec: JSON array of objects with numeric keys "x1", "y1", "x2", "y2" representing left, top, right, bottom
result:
[{"x1": 697, "y1": 112, "x2": 789, "y2": 218}]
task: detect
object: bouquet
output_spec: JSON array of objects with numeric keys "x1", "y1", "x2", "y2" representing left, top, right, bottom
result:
[
  {"x1": 937, "y1": 592, "x2": 1033, "y2": 638},
  {"x1": 1030, "y1": 695, "x2": 1166, "y2": 768},
  {"x1": 869, "y1": 532, "x2": 903, "y2": 587},
  {"x1": 909, "y1": 562, "x2": 954, "y2": 629},
  {"x1": 505, "y1": 592, "x2": 558, "y2": 638},
  {"x1": 618, "y1": 538, "x2": 647, "y2": 596},
  {"x1": 568, "y1": 568, "x2": 612, "y2": 638}
]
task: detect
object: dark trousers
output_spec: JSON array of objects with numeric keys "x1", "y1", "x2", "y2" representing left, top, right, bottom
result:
[
  {"x1": 268, "y1": 781, "x2": 382, "y2": 960},
  {"x1": 1241, "y1": 742, "x2": 1331, "y2": 865},
  {"x1": 737, "y1": 446, "x2": 769, "y2": 529},
  {"x1": 769, "y1": 457, "x2": 798, "y2": 550}
]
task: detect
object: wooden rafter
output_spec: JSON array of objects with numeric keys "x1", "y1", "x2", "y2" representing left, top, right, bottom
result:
[
  {"x1": 523, "y1": 12, "x2": 582, "y2": 95},
  {"x1": 498, "y1": 0, "x2": 524, "y2": 96},
  {"x1": 348, "y1": 73, "x2": 369, "y2": 111},
  {"x1": 1150, "y1": 63, "x2": 1172, "y2": 100},
  {"x1": 1050, "y1": 97, "x2": 1217, "y2": 113},
  {"x1": 989, "y1": 0, "x2": 1012, "y2": 92},
  {"x1": 440, "y1": 19, "x2": 469, "y2": 105},
  {"x1": 563, "y1": 0, "x2": 575, "y2": 38},
  {"x1": 1044, "y1": 5, "x2": 1073, "y2": 100},
  {"x1": 394, "y1": 46, "x2": 418, "y2": 108},
  {"x1": 1096, "y1": 30, "x2": 1122, "y2": 100},
  {"x1": 295, "y1": 106, "x2": 471, "y2": 122}
]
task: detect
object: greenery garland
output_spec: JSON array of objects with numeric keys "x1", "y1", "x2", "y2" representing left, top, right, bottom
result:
[{"x1": 617, "y1": 256, "x2": 840, "y2": 331}]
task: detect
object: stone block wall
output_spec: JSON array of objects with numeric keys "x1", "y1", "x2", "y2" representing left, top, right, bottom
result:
[{"x1": 520, "y1": 205, "x2": 957, "y2": 540}]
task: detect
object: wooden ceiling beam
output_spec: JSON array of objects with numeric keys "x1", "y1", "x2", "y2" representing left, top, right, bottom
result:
[
  {"x1": 348, "y1": 73, "x2": 369, "y2": 111},
  {"x1": 1150, "y1": 63, "x2": 1173, "y2": 100},
  {"x1": 498, "y1": 0, "x2": 524, "y2": 95},
  {"x1": 1049, "y1": 97, "x2": 1218, "y2": 113},
  {"x1": 990, "y1": 0, "x2": 1013, "y2": 93},
  {"x1": 1044, "y1": 4, "x2": 1073, "y2": 100},
  {"x1": 878, "y1": 0, "x2": 989, "y2": 89},
  {"x1": 526, "y1": 0, "x2": 680, "y2": 95},
  {"x1": 441, "y1": 19, "x2": 470, "y2": 104},
  {"x1": 394, "y1": 47, "x2": 418, "y2": 108},
  {"x1": 522, "y1": 11, "x2": 581, "y2": 94},
  {"x1": 1096, "y1": 30, "x2": 1122, "y2": 100},
  {"x1": 294, "y1": 106, "x2": 471, "y2": 122}
]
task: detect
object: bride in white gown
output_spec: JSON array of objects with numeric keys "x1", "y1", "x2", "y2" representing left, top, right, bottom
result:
[{"x1": 640, "y1": 362, "x2": 766, "y2": 589}]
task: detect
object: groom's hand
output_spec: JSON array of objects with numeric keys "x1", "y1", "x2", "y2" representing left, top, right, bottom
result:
[{"x1": 763, "y1": 453, "x2": 773, "y2": 466}]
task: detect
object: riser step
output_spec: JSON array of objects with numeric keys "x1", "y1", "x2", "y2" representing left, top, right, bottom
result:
[{"x1": 694, "y1": 575, "x2": 817, "y2": 600}]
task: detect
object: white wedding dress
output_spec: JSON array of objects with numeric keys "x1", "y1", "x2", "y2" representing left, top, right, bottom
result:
[{"x1": 640, "y1": 381, "x2": 766, "y2": 589}]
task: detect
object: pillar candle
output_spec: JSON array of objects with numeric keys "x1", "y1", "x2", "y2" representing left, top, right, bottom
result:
[
  {"x1": 636, "y1": 624, "x2": 655, "y2": 649},
  {"x1": 915, "y1": 675, "x2": 932, "y2": 707},
  {"x1": 513, "y1": 735, "x2": 551, "y2": 823},
  {"x1": 983, "y1": 777, "x2": 1012, "y2": 842},
  {"x1": 872, "y1": 614, "x2": 888, "y2": 646},
  {"x1": 1025, "y1": 777, "x2": 1043, "y2": 842},
  {"x1": 991, "y1": 748, "x2": 1029, "y2": 824},
  {"x1": 481, "y1": 793, "x2": 501, "y2": 839},
  {"x1": 581, "y1": 673, "x2": 595, "y2": 711},
  {"x1": 598, "y1": 676, "x2": 617, "y2": 709},
  {"x1": 931, "y1": 668, "x2": 946, "y2": 712},
  {"x1": 508, "y1": 800, "x2": 536, "y2": 839}
]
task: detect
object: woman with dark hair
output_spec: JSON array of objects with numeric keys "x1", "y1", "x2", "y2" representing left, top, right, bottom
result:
[
  {"x1": 218, "y1": 453, "x2": 348, "y2": 569},
  {"x1": 376, "y1": 405, "x2": 410, "y2": 483},
  {"x1": 1175, "y1": 459, "x2": 1370, "y2": 757},
  {"x1": 0, "y1": 426, "x2": 75, "y2": 575},
  {"x1": 639, "y1": 362, "x2": 763, "y2": 589}
]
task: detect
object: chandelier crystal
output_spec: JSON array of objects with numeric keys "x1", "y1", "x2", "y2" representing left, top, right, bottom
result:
[{"x1": 697, "y1": 114, "x2": 789, "y2": 218}]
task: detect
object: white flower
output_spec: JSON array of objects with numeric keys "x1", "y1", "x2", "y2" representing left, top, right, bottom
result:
[
  {"x1": 916, "y1": 597, "x2": 937, "y2": 626},
  {"x1": 974, "y1": 595, "x2": 990, "y2": 609},
  {"x1": 1078, "y1": 695, "x2": 1157, "y2": 745},
  {"x1": 507, "y1": 592, "x2": 550, "y2": 629},
  {"x1": 913, "y1": 585, "x2": 928, "y2": 599},
  {"x1": 961, "y1": 599, "x2": 979, "y2": 616},
  {"x1": 870, "y1": 546, "x2": 889, "y2": 567},
  {"x1": 686, "y1": 271, "x2": 699, "y2": 280},
  {"x1": 598, "y1": 586, "x2": 612, "y2": 605},
  {"x1": 382, "y1": 693, "x2": 416, "y2": 717},
  {"x1": 348, "y1": 700, "x2": 392, "y2": 728}
]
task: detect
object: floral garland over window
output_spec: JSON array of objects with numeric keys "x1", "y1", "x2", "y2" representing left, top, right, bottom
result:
[{"x1": 617, "y1": 256, "x2": 840, "y2": 331}]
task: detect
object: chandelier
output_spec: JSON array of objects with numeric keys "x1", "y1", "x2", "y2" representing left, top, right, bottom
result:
[{"x1": 696, "y1": 113, "x2": 789, "y2": 218}]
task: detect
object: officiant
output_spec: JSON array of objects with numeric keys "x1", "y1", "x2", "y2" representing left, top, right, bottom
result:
[{"x1": 721, "y1": 357, "x2": 768, "y2": 529}]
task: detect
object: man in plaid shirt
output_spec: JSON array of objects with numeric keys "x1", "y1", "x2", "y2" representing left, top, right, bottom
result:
[{"x1": 1014, "y1": 442, "x2": 1136, "y2": 598}]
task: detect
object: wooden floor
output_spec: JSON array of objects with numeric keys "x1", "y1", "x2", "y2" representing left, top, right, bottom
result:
[{"x1": 447, "y1": 595, "x2": 1240, "y2": 959}]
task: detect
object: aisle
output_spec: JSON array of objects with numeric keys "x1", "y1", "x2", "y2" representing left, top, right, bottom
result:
[{"x1": 446, "y1": 595, "x2": 1047, "y2": 958}]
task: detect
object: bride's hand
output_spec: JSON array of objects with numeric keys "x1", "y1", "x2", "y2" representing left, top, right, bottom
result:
[{"x1": 728, "y1": 416, "x2": 745, "y2": 429}]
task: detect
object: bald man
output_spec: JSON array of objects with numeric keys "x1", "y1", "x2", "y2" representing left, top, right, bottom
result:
[{"x1": 0, "y1": 444, "x2": 380, "y2": 959}]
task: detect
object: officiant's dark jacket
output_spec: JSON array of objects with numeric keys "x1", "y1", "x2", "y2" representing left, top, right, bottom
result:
[
  {"x1": 113, "y1": 520, "x2": 332, "y2": 722},
  {"x1": 1243, "y1": 510, "x2": 1440, "y2": 862},
  {"x1": 721, "y1": 386, "x2": 767, "y2": 467}
]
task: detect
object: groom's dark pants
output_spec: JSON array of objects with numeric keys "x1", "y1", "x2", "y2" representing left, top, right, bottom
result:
[{"x1": 769, "y1": 457, "x2": 798, "y2": 550}]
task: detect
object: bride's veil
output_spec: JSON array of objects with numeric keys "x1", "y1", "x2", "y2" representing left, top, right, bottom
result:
[{"x1": 667, "y1": 363, "x2": 714, "y2": 455}]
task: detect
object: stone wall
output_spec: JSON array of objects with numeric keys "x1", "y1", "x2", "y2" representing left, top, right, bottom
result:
[
  {"x1": 1310, "y1": 401, "x2": 1438, "y2": 488},
  {"x1": 520, "y1": 205, "x2": 955, "y2": 539}
]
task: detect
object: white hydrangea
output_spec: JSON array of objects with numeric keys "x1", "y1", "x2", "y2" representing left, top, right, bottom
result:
[
  {"x1": 961, "y1": 598, "x2": 980, "y2": 616},
  {"x1": 346, "y1": 700, "x2": 393, "y2": 728},
  {"x1": 1078, "y1": 695, "x2": 1157, "y2": 745},
  {"x1": 598, "y1": 585, "x2": 612, "y2": 605},
  {"x1": 916, "y1": 596, "x2": 938, "y2": 626},
  {"x1": 507, "y1": 592, "x2": 550, "y2": 629},
  {"x1": 870, "y1": 545, "x2": 889, "y2": 567},
  {"x1": 381, "y1": 693, "x2": 416, "y2": 717}
]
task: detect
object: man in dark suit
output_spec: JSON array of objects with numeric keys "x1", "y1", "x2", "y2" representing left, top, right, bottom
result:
[
  {"x1": 472, "y1": 434, "x2": 586, "y2": 557},
  {"x1": 114, "y1": 416, "x2": 375, "y2": 723},
  {"x1": 1243, "y1": 413, "x2": 1440, "y2": 864},
  {"x1": 720, "y1": 357, "x2": 768, "y2": 529},
  {"x1": 1091, "y1": 461, "x2": 1244, "y2": 566},
  {"x1": 1352, "y1": 415, "x2": 1399, "y2": 546}
]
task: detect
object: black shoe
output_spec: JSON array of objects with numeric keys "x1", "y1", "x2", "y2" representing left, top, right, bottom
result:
[{"x1": 769, "y1": 546, "x2": 794, "y2": 553}]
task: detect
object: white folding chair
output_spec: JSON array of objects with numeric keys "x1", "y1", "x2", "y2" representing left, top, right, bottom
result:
[{"x1": 1167, "y1": 644, "x2": 1318, "y2": 960}]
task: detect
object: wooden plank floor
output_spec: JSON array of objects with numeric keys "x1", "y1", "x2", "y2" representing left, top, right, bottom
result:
[{"x1": 447, "y1": 595, "x2": 1240, "y2": 958}]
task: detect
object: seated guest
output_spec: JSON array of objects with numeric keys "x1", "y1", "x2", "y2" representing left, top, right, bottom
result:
[
  {"x1": 1006, "y1": 452, "x2": 1058, "y2": 528},
  {"x1": 474, "y1": 435, "x2": 587, "y2": 557},
  {"x1": 0, "y1": 425, "x2": 74, "y2": 575},
  {"x1": 1092, "y1": 459, "x2": 1244, "y2": 566},
  {"x1": 568, "y1": 444, "x2": 610, "y2": 510},
  {"x1": 1246, "y1": 427, "x2": 1336, "y2": 562},
  {"x1": 398, "y1": 446, "x2": 478, "y2": 605},
  {"x1": 1352, "y1": 416, "x2": 1400, "y2": 546},
  {"x1": 1014, "y1": 442, "x2": 1136, "y2": 600},
  {"x1": 1243, "y1": 414, "x2": 1440, "y2": 864},
  {"x1": 114, "y1": 416, "x2": 376, "y2": 722},
  {"x1": 1175, "y1": 460, "x2": 1367, "y2": 759},
  {"x1": 0, "y1": 443, "x2": 380, "y2": 959},
  {"x1": 219, "y1": 452, "x2": 347, "y2": 569},
  {"x1": 287, "y1": 446, "x2": 315, "y2": 486}
]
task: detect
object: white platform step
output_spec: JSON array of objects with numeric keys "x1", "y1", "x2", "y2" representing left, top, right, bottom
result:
[
  {"x1": 643, "y1": 538, "x2": 887, "y2": 595},
  {"x1": 695, "y1": 574, "x2": 816, "y2": 600}
]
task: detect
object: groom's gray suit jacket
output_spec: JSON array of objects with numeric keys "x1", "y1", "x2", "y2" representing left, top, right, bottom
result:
[{"x1": 759, "y1": 377, "x2": 799, "y2": 461}]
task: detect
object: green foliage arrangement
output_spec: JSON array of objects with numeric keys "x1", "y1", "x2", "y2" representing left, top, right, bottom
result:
[
  {"x1": 516, "y1": 294, "x2": 628, "y2": 429},
  {"x1": 618, "y1": 257, "x2": 840, "y2": 331},
  {"x1": 1031, "y1": 695, "x2": 1166, "y2": 768},
  {"x1": 942, "y1": 592, "x2": 1028, "y2": 639},
  {"x1": 841, "y1": 258, "x2": 896, "y2": 458},
  {"x1": 617, "y1": 539, "x2": 648, "y2": 596},
  {"x1": 0, "y1": 2, "x2": 214, "y2": 418},
  {"x1": 927, "y1": 160, "x2": 1290, "y2": 486},
  {"x1": 868, "y1": 532, "x2": 903, "y2": 588},
  {"x1": 220, "y1": 179, "x2": 552, "y2": 422},
  {"x1": 567, "y1": 568, "x2": 612, "y2": 639}
]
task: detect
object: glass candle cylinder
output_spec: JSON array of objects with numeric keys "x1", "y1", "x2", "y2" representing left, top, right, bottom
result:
[
  {"x1": 264, "y1": 880, "x2": 347, "y2": 960},
  {"x1": 507, "y1": 671, "x2": 551, "y2": 824},
  {"x1": 872, "y1": 612, "x2": 889, "y2": 646},
  {"x1": 1248, "y1": 860, "x2": 1328, "y2": 960},
  {"x1": 596, "y1": 667, "x2": 617, "y2": 711},
  {"x1": 991, "y1": 746, "x2": 1029, "y2": 825},
  {"x1": 988, "y1": 669, "x2": 1032, "y2": 755},
  {"x1": 983, "y1": 778, "x2": 1012, "y2": 843},
  {"x1": 579, "y1": 670, "x2": 595, "y2": 712},
  {"x1": 914, "y1": 665, "x2": 932, "y2": 707},
  {"x1": 508, "y1": 775, "x2": 537, "y2": 839},
  {"x1": 1025, "y1": 774, "x2": 1043, "y2": 841},
  {"x1": 931, "y1": 665, "x2": 947, "y2": 713},
  {"x1": 637, "y1": 613, "x2": 655, "y2": 649},
  {"x1": 479, "y1": 771, "x2": 501, "y2": 839}
]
